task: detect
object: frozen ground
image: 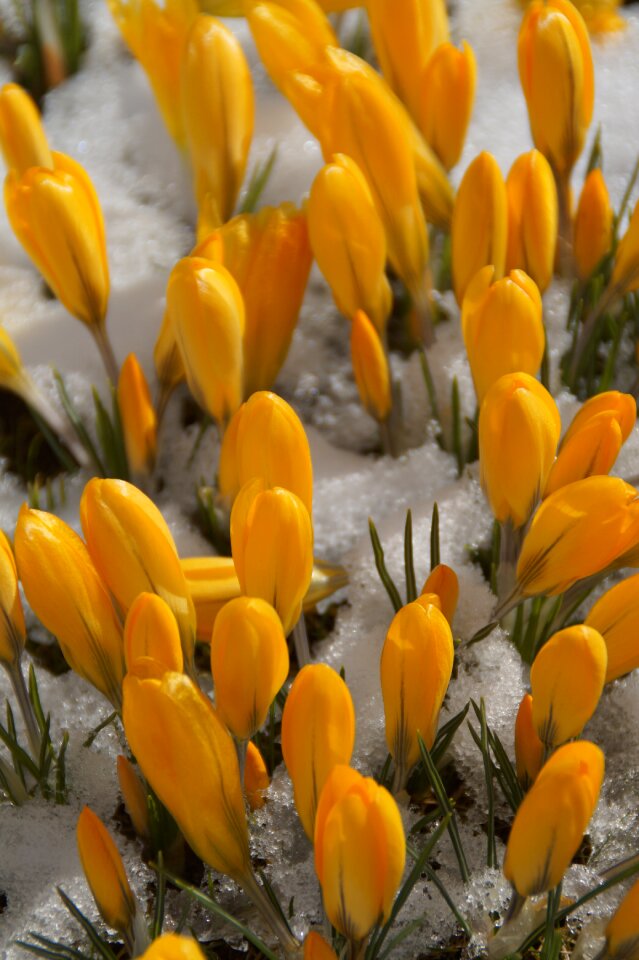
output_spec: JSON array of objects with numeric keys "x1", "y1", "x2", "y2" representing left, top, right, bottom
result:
[{"x1": 1, "y1": 0, "x2": 639, "y2": 957}]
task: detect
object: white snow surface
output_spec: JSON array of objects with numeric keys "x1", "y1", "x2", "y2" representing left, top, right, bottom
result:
[{"x1": 1, "y1": 0, "x2": 639, "y2": 956}]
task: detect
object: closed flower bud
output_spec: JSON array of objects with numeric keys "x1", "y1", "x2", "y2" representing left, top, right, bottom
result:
[
  {"x1": 516, "y1": 476, "x2": 639, "y2": 597},
  {"x1": 611, "y1": 199, "x2": 639, "y2": 295},
  {"x1": 420, "y1": 563, "x2": 459, "y2": 626},
  {"x1": 181, "y1": 15, "x2": 254, "y2": 233},
  {"x1": 462, "y1": 266, "x2": 545, "y2": 405},
  {"x1": 117, "y1": 755, "x2": 150, "y2": 839},
  {"x1": 530, "y1": 625, "x2": 607, "y2": 748},
  {"x1": 244, "y1": 741, "x2": 270, "y2": 811},
  {"x1": 351, "y1": 310, "x2": 392, "y2": 423},
  {"x1": 505, "y1": 150, "x2": 558, "y2": 293},
  {"x1": 367, "y1": 0, "x2": 449, "y2": 126},
  {"x1": 124, "y1": 593, "x2": 183, "y2": 675},
  {"x1": 479, "y1": 373, "x2": 561, "y2": 528},
  {"x1": 80, "y1": 478, "x2": 197, "y2": 672},
  {"x1": 211, "y1": 596, "x2": 289, "y2": 741},
  {"x1": 221, "y1": 391, "x2": 313, "y2": 514},
  {"x1": 107, "y1": 0, "x2": 197, "y2": 145},
  {"x1": 282, "y1": 663, "x2": 355, "y2": 839},
  {"x1": 123, "y1": 670, "x2": 250, "y2": 881},
  {"x1": 0, "y1": 531, "x2": 26, "y2": 668},
  {"x1": 303, "y1": 932, "x2": 338, "y2": 960},
  {"x1": 585, "y1": 573, "x2": 639, "y2": 682},
  {"x1": 574, "y1": 169, "x2": 613, "y2": 280},
  {"x1": 0, "y1": 83, "x2": 52, "y2": 174},
  {"x1": 314, "y1": 765, "x2": 406, "y2": 942},
  {"x1": 231, "y1": 483, "x2": 313, "y2": 635},
  {"x1": 605, "y1": 876, "x2": 639, "y2": 960},
  {"x1": 418, "y1": 40, "x2": 476, "y2": 172},
  {"x1": 0, "y1": 327, "x2": 28, "y2": 395},
  {"x1": 518, "y1": 0, "x2": 594, "y2": 178},
  {"x1": 381, "y1": 600, "x2": 454, "y2": 788},
  {"x1": 544, "y1": 410, "x2": 632, "y2": 497},
  {"x1": 15, "y1": 505, "x2": 125, "y2": 709},
  {"x1": 562, "y1": 391, "x2": 636, "y2": 449},
  {"x1": 514, "y1": 693, "x2": 543, "y2": 790},
  {"x1": 166, "y1": 257, "x2": 244, "y2": 429},
  {"x1": 205, "y1": 0, "x2": 354, "y2": 11},
  {"x1": 308, "y1": 154, "x2": 391, "y2": 334},
  {"x1": 503, "y1": 740, "x2": 604, "y2": 896},
  {"x1": 5, "y1": 152, "x2": 109, "y2": 329},
  {"x1": 452, "y1": 152, "x2": 508, "y2": 305},
  {"x1": 197, "y1": 204, "x2": 312, "y2": 395},
  {"x1": 77, "y1": 806, "x2": 136, "y2": 934},
  {"x1": 141, "y1": 934, "x2": 206, "y2": 960},
  {"x1": 118, "y1": 353, "x2": 157, "y2": 476},
  {"x1": 154, "y1": 311, "x2": 185, "y2": 396}
]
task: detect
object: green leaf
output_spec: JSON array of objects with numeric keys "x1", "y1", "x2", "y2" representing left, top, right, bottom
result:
[
  {"x1": 404, "y1": 510, "x2": 417, "y2": 603},
  {"x1": 369, "y1": 518, "x2": 403, "y2": 613},
  {"x1": 430, "y1": 502, "x2": 440, "y2": 571},
  {"x1": 57, "y1": 888, "x2": 118, "y2": 960},
  {"x1": 239, "y1": 145, "x2": 278, "y2": 214},
  {"x1": 417, "y1": 734, "x2": 470, "y2": 883}
]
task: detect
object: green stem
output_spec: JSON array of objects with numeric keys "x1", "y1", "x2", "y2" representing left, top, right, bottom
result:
[
  {"x1": 241, "y1": 872, "x2": 301, "y2": 958},
  {"x1": 7, "y1": 660, "x2": 41, "y2": 761},
  {"x1": 92, "y1": 325, "x2": 119, "y2": 384},
  {"x1": 291, "y1": 615, "x2": 311, "y2": 668}
]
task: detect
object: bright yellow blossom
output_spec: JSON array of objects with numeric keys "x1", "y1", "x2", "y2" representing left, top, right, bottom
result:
[
  {"x1": 77, "y1": 806, "x2": 137, "y2": 935},
  {"x1": 350, "y1": 310, "x2": 392, "y2": 423},
  {"x1": 0, "y1": 83, "x2": 52, "y2": 173},
  {"x1": 574, "y1": 169, "x2": 613, "y2": 280},
  {"x1": 505, "y1": 150, "x2": 558, "y2": 293},
  {"x1": 117, "y1": 353, "x2": 157, "y2": 476},
  {"x1": 418, "y1": 41, "x2": 476, "y2": 172}
]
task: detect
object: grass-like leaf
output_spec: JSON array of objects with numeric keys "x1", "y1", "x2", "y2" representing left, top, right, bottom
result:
[
  {"x1": 417, "y1": 734, "x2": 470, "y2": 883},
  {"x1": 404, "y1": 509, "x2": 417, "y2": 603},
  {"x1": 369, "y1": 518, "x2": 403, "y2": 613},
  {"x1": 57, "y1": 888, "x2": 118, "y2": 960}
]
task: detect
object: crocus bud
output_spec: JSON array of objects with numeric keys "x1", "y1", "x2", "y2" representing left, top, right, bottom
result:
[
  {"x1": 154, "y1": 311, "x2": 185, "y2": 397},
  {"x1": 141, "y1": 934, "x2": 206, "y2": 960},
  {"x1": 380, "y1": 600, "x2": 454, "y2": 789},
  {"x1": 516, "y1": 477, "x2": 639, "y2": 597},
  {"x1": 451, "y1": 152, "x2": 508, "y2": 305},
  {"x1": 574, "y1": 169, "x2": 613, "y2": 280},
  {"x1": 503, "y1": 740, "x2": 604, "y2": 896},
  {"x1": 5, "y1": 152, "x2": 109, "y2": 330},
  {"x1": 418, "y1": 41, "x2": 476, "y2": 172},
  {"x1": 605, "y1": 876, "x2": 639, "y2": 960},
  {"x1": 118, "y1": 354, "x2": 157, "y2": 476},
  {"x1": 585, "y1": 573, "x2": 639, "y2": 682},
  {"x1": 0, "y1": 531, "x2": 26, "y2": 668},
  {"x1": 117, "y1": 755, "x2": 150, "y2": 840},
  {"x1": 462, "y1": 266, "x2": 545, "y2": 405},
  {"x1": 231, "y1": 482, "x2": 313, "y2": 635},
  {"x1": 562, "y1": 392, "x2": 636, "y2": 449},
  {"x1": 0, "y1": 83, "x2": 52, "y2": 173},
  {"x1": 282, "y1": 663, "x2": 355, "y2": 839},
  {"x1": 107, "y1": 0, "x2": 197, "y2": 145},
  {"x1": 123, "y1": 670, "x2": 251, "y2": 882},
  {"x1": 77, "y1": 806, "x2": 137, "y2": 935},
  {"x1": 220, "y1": 391, "x2": 313, "y2": 514},
  {"x1": 211, "y1": 596, "x2": 289, "y2": 741},
  {"x1": 351, "y1": 310, "x2": 392, "y2": 424},
  {"x1": 530, "y1": 625, "x2": 607, "y2": 748},
  {"x1": 518, "y1": 0, "x2": 594, "y2": 178},
  {"x1": 166, "y1": 257, "x2": 244, "y2": 429},
  {"x1": 514, "y1": 694, "x2": 543, "y2": 790},
  {"x1": 611, "y1": 199, "x2": 639, "y2": 295},
  {"x1": 245, "y1": 741, "x2": 270, "y2": 811},
  {"x1": 544, "y1": 404, "x2": 635, "y2": 497},
  {"x1": 15, "y1": 505, "x2": 125, "y2": 709},
  {"x1": 181, "y1": 15, "x2": 254, "y2": 234},
  {"x1": 124, "y1": 593, "x2": 183, "y2": 675},
  {"x1": 308, "y1": 154, "x2": 392, "y2": 334},
  {"x1": 80, "y1": 478, "x2": 197, "y2": 672},
  {"x1": 505, "y1": 150, "x2": 558, "y2": 293},
  {"x1": 304, "y1": 932, "x2": 338, "y2": 960},
  {"x1": 421, "y1": 563, "x2": 459, "y2": 626},
  {"x1": 0, "y1": 328, "x2": 28, "y2": 395},
  {"x1": 479, "y1": 373, "x2": 561, "y2": 529},
  {"x1": 314, "y1": 765, "x2": 406, "y2": 942},
  {"x1": 196, "y1": 204, "x2": 312, "y2": 395},
  {"x1": 367, "y1": 0, "x2": 449, "y2": 125}
]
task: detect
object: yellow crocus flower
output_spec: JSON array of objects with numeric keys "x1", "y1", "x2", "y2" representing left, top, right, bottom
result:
[
  {"x1": 605, "y1": 876, "x2": 639, "y2": 960},
  {"x1": 503, "y1": 741, "x2": 604, "y2": 896},
  {"x1": 611, "y1": 199, "x2": 639, "y2": 295},
  {"x1": 308, "y1": 154, "x2": 392, "y2": 334},
  {"x1": 281, "y1": 663, "x2": 355, "y2": 839},
  {"x1": 314, "y1": 764, "x2": 406, "y2": 943},
  {"x1": 80, "y1": 478, "x2": 197, "y2": 672},
  {"x1": 122, "y1": 670, "x2": 251, "y2": 881},
  {"x1": 166, "y1": 256, "x2": 244, "y2": 430},
  {"x1": 0, "y1": 531, "x2": 26, "y2": 669},
  {"x1": 205, "y1": 0, "x2": 353, "y2": 11},
  {"x1": 77, "y1": 806, "x2": 137, "y2": 936},
  {"x1": 574, "y1": 169, "x2": 613, "y2": 281},
  {"x1": 14, "y1": 505, "x2": 125, "y2": 709},
  {"x1": 505, "y1": 150, "x2": 558, "y2": 293},
  {"x1": 303, "y1": 932, "x2": 338, "y2": 960},
  {"x1": 530, "y1": 625, "x2": 607, "y2": 748},
  {"x1": 451, "y1": 152, "x2": 508, "y2": 305},
  {"x1": 462, "y1": 265, "x2": 545, "y2": 405},
  {"x1": 181, "y1": 15, "x2": 254, "y2": 234},
  {"x1": 380, "y1": 599, "x2": 454, "y2": 790},
  {"x1": 585, "y1": 573, "x2": 639, "y2": 683},
  {"x1": 117, "y1": 353, "x2": 157, "y2": 476},
  {"x1": 124, "y1": 592, "x2": 184, "y2": 675},
  {"x1": 117, "y1": 754, "x2": 150, "y2": 840},
  {"x1": 244, "y1": 741, "x2": 270, "y2": 811},
  {"x1": 140, "y1": 934, "x2": 206, "y2": 960},
  {"x1": 350, "y1": 310, "x2": 392, "y2": 424},
  {"x1": 479, "y1": 372, "x2": 561, "y2": 529},
  {"x1": 514, "y1": 693, "x2": 543, "y2": 790},
  {"x1": 561, "y1": 391, "x2": 636, "y2": 449},
  {"x1": 420, "y1": 563, "x2": 459, "y2": 626},
  {"x1": 0, "y1": 83, "x2": 52, "y2": 173},
  {"x1": 544, "y1": 407, "x2": 634, "y2": 497},
  {"x1": 418, "y1": 40, "x2": 476, "y2": 172}
]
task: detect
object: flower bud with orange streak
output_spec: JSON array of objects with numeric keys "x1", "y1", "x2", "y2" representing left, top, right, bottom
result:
[
  {"x1": 544, "y1": 411, "x2": 630, "y2": 497},
  {"x1": 77, "y1": 806, "x2": 137, "y2": 935},
  {"x1": 303, "y1": 932, "x2": 338, "y2": 960},
  {"x1": 505, "y1": 150, "x2": 558, "y2": 293},
  {"x1": 124, "y1": 592, "x2": 183, "y2": 675},
  {"x1": 118, "y1": 353, "x2": 157, "y2": 476},
  {"x1": 351, "y1": 310, "x2": 392, "y2": 424},
  {"x1": 585, "y1": 572, "x2": 639, "y2": 683},
  {"x1": 562, "y1": 391, "x2": 636, "y2": 449},
  {"x1": 451, "y1": 152, "x2": 508, "y2": 305},
  {"x1": 418, "y1": 41, "x2": 476, "y2": 172},
  {"x1": 0, "y1": 83, "x2": 52, "y2": 173},
  {"x1": 574, "y1": 169, "x2": 613, "y2": 280},
  {"x1": 281, "y1": 663, "x2": 355, "y2": 839},
  {"x1": 421, "y1": 563, "x2": 459, "y2": 626},
  {"x1": 514, "y1": 694, "x2": 543, "y2": 790},
  {"x1": 117, "y1": 755, "x2": 150, "y2": 840}
]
